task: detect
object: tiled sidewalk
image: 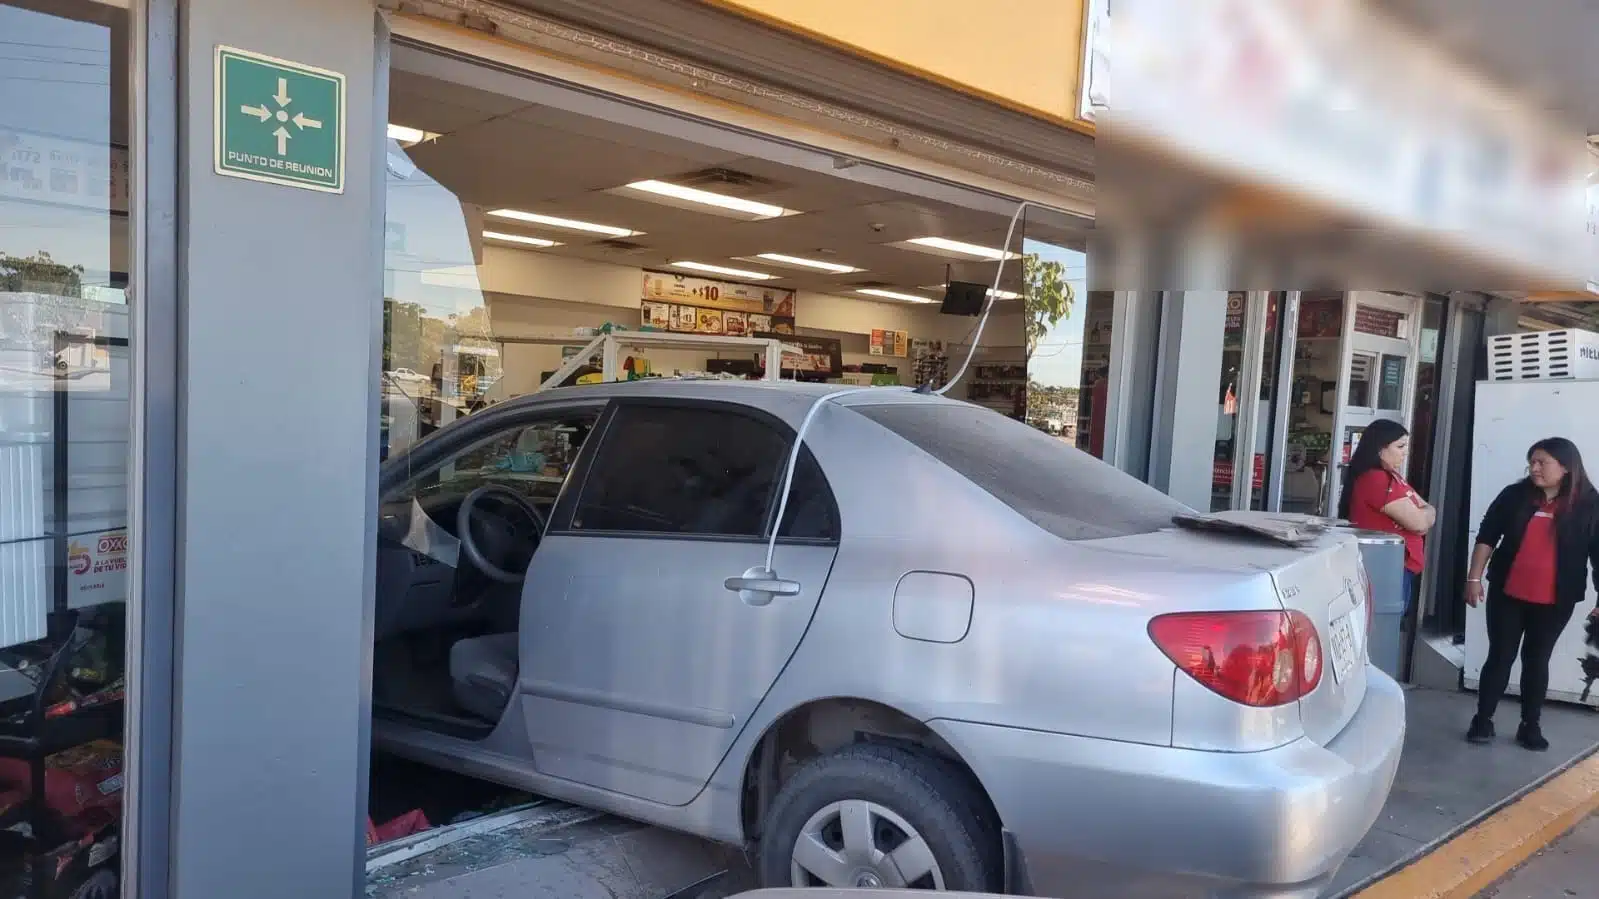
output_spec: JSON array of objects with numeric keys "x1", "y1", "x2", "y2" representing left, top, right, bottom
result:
[{"x1": 1326, "y1": 687, "x2": 1599, "y2": 897}]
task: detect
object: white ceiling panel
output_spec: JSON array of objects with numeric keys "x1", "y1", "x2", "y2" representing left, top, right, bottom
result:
[{"x1": 390, "y1": 69, "x2": 1077, "y2": 300}]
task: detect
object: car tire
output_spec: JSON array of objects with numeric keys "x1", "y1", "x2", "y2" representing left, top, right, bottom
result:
[{"x1": 757, "y1": 743, "x2": 1002, "y2": 892}]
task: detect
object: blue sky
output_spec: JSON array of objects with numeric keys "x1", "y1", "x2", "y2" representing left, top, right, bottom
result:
[{"x1": 1024, "y1": 239, "x2": 1088, "y2": 388}]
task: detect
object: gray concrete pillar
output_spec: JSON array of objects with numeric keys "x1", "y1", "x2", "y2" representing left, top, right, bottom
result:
[
  {"x1": 1147, "y1": 294, "x2": 1227, "y2": 510},
  {"x1": 172, "y1": 1, "x2": 381, "y2": 896}
]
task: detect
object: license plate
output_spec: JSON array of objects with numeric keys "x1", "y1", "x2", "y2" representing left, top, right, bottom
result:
[{"x1": 1329, "y1": 613, "x2": 1357, "y2": 684}]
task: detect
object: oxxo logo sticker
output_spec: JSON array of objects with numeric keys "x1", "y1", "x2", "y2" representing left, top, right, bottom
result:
[
  {"x1": 68, "y1": 542, "x2": 92, "y2": 575},
  {"x1": 98, "y1": 534, "x2": 127, "y2": 554}
]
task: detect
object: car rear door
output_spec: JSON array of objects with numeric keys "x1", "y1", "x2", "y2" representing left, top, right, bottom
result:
[{"x1": 517, "y1": 399, "x2": 839, "y2": 806}]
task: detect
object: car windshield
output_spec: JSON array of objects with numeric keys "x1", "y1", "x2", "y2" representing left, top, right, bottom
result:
[{"x1": 853, "y1": 402, "x2": 1193, "y2": 541}]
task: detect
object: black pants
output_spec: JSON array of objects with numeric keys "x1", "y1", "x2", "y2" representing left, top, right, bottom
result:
[{"x1": 1477, "y1": 589, "x2": 1576, "y2": 725}]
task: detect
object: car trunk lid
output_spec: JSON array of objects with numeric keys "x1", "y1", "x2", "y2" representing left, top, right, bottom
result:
[{"x1": 1101, "y1": 512, "x2": 1370, "y2": 748}]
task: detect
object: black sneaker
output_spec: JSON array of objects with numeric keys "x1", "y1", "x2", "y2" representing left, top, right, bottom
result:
[
  {"x1": 1516, "y1": 722, "x2": 1549, "y2": 752},
  {"x1": 1466, "y1": 715, "x2": 1495, "y2": 744}
]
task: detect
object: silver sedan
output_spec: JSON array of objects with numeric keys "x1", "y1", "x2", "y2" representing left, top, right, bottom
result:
[{"x1": 371, "y1": 379, "x2": 1405, "y2": 898}]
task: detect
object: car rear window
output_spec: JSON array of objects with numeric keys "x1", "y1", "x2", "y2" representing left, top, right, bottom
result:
[{"x1": 854, "y1": 402, "x2": 1192, "y2": 541}]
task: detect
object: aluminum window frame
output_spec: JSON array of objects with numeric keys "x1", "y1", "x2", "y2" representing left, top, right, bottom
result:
[{"x1": 122, "y1": 0, "x2": 179, "y2": 894}]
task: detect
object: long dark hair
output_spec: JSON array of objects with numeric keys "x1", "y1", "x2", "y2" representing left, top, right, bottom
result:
[
  {"x1": 1525, "y1": 437, "x2": 1596, "y2": 516},
  {"x1": 1337, "y1": 418, "x2": 1410, "y2": 520}
]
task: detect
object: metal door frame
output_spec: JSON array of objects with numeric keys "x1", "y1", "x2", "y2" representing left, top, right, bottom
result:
[
  {"x1": 1327, "y1": 292, "x2": 1425, "y2": 513},
  {"x1": 1229, "y1": 291, "x2": 1271, "y2": 510},
  {"x1": 123, "y1": 0, "x2": 180, "y2": 893},
  {"x1": 1264, "y1": 292, "x2": 1301, "y2": 512},
  {"x1": 1418, "y1": 294, "x2": 1483, "y2": 627}
]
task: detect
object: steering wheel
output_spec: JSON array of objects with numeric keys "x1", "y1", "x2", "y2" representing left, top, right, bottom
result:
[{"x1": 456, "y1": 484, "x2": 548, "y2": 585}]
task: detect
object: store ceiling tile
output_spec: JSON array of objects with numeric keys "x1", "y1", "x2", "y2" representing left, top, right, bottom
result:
[
  {"x1": 386, "y1": 96, "x2": 504, "y2": 138},
  {"x1": 390, "y1": 69, "x2": 530, "y2": 120},
  {"x1": 707, "y1": 156, "x2": 907, "y2": 209},
  {"x1": 389, "y1": 68, "x2": 1079, "y2": 301},
  {"x1": 754, "y1": 200, "x2": 1007, "y2": 246},
  {"x1": 529, "y1": 195, "x2": 1031, "y2": 293},
  {"x1": 522, "y1": 192, "x2": 787, "y2": 240},
  {"x1": 510, "y1": 103, "x2": 758, "y2": 166},
  {"x1": 406, "y1": 120, "x2": 742, "y2": 206}
]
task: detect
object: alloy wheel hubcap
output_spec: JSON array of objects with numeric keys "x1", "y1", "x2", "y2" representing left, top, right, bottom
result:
[{"x1": 789, "y1": 799, "x2": 946, "y2": 890}]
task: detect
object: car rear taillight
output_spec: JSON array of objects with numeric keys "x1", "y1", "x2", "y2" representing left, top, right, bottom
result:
[{"x1": 1148, "y1": 611, "x2": 1323, "y2": 708}]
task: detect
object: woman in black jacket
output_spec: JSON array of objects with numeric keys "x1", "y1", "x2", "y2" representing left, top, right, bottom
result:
[{"x1": 1466, "y1": 437, "x2": 1599, "y2": 750}]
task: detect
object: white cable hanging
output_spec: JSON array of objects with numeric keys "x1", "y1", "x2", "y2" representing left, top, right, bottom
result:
[{"x1": 761, "y1": 200, "x2": 1060, "y2": 574}]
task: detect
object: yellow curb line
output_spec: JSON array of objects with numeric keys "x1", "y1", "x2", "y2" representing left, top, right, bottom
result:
[{"x1": 1351, "y1": 749, "x2": 1599, "y2": 899}]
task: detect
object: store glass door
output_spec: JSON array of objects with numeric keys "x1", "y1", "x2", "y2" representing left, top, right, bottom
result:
[
  {"x1": 1331, "y1": 294, "x2": 1422, "y2": 509},
  {"x1": 0, "y1": 0, "x2": 135, "y2": 894},
  {"x1": 1210, "y1": 292, "x2": 1284, "y2": 511}
]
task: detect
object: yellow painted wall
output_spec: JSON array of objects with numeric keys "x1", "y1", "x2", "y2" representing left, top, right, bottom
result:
[{"x1": 706, "y1": 0, "x2": 1084, "y2": 126}]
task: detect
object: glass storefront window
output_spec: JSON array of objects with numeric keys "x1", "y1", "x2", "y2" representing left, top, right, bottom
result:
[
  {"x1": 1280, "y1": 292, "x2": 1344, "y2": 514},
  {"x1": 1211, "y1": 292, "x2": 1248, "y2": 511},
  {"x1": 1347, "y1": 351, "x2": 1376, "y2": 408},
  {"x1": 1019, "y1": 217, "x2": 1101, "y2": 457},
  {"x1": 1377, "y1": 354, "x2": 1406, "y2": 411},
  {"x1": 1252, "y1": 293, "x2": 1286, "y2": 511},
  {"x1": 0, "y1": 0, "x2": 131, "y2": 893},
  {"x1": 1209, "y1": 292, "x2": 1285, "y2": 512}
]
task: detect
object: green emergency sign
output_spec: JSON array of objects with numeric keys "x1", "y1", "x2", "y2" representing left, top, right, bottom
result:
[{"x1": 213, "y1": 46, "x2": 346, "y2": 193}]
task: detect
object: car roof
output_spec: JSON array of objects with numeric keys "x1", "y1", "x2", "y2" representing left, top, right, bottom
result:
[{"x1": 383, "y1": 379, "x2": 972, "y2": 482}]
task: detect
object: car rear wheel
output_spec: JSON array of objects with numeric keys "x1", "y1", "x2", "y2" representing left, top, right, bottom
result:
[{"x1": 757, "y1": 743, "x2": 1001, "y2": 892}]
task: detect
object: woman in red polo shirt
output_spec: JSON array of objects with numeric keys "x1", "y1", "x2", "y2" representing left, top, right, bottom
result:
[
  {"x1": 1337, "y1": 419, "x2": 1436, "y2": 612},
  {"x1": 1466, "y1": 437, "x2": 1599, "y2": 751}
]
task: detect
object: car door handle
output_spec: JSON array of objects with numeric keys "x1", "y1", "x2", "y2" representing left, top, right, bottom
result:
[
  {"x1": 725, "y1": 567, "x2": 802, "y2": 606},
  {"x1": 725, "y1": 576, "x2": 800, "y2": 595}
]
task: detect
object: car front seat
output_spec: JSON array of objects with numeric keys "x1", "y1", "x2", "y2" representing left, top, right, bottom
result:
[{"x1": 449, "y1": 633, "x2": 519, "y2": 722}]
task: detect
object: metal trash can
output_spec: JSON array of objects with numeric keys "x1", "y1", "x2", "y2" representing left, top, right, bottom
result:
[{"x1": 1344, "y1": 529, "x2": 1408, "y2": 679}]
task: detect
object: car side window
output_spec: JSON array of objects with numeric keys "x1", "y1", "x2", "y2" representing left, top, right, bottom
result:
[
  {"x1": 386, "y1": 412, "x2": 599, "y2": 508},
  {"x1": 777, "y1": 446, "x2": 837, "y2": 541},
  {"x1": 572, "y1": 404, "x2": 835, "y2": 540}
]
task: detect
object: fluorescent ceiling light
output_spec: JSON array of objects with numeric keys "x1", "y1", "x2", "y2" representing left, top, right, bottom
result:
[
  {"x1": 857, "y1": 288, "x2": 936, "y2": 304},
  {"x1": 626, "y1": 180, "x2": 794, "y2": 219},
  {"x1": 752, "y1": 253, "x2": 862, "y2": 274},
  {"x1": 386, "y1": 123, "x2": 439, "y2": 145},
  {"x1": 483, "y1": 230, "x2": 560, "y2": 248},
  {"x1": 669, "y1": 261, "x2": 778, "y2": 281},
  {"x1": 923, "y1": 285, "x2": 1022, "y2": 300},
  {"x1": 488, "y1": 209, "x2": 640, "y2": 238},
  {"x1": 905, "y1": 236, "x2": 1020, "y2": 261}
]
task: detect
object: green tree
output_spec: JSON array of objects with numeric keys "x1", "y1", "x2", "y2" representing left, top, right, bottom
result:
[
  {"x1": 1, "y1": 252, "x2": 90, "y2": 346},
  {"x1": 1022, "y1": 252, "x2": 1073, "y2": 358},
  {"x1": 0, "y1": 251, "x2": 84, "y2": 296},
  {"x1": 383, "y1": 300, "x2": 425, "y2": 371}
]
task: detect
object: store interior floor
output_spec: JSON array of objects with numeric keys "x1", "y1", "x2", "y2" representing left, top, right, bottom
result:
[
  {"x1": 365, "y1": 752, "x2": 740, "y2": 899},
  {"x1": 1325, "y1": 686, "x2": 1599, "y2": 897}
]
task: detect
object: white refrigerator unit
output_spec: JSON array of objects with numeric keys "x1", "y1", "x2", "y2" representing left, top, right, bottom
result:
[{"x1": 1463, "y1": 373, "x2": 1599, "y2": 708}]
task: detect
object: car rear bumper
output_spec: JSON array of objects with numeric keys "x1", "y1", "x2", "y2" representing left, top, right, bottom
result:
[{"x1": 929, "y1": 665, "x2": 1406, "y2": 899}]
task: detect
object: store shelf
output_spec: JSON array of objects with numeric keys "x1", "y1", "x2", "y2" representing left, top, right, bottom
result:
[
  {"x1": 533, "y1": 330, "x2": 803, "y2": 391},
  {"x1": 502, "y1": 329, "x2": 796, "y2": 352}
]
